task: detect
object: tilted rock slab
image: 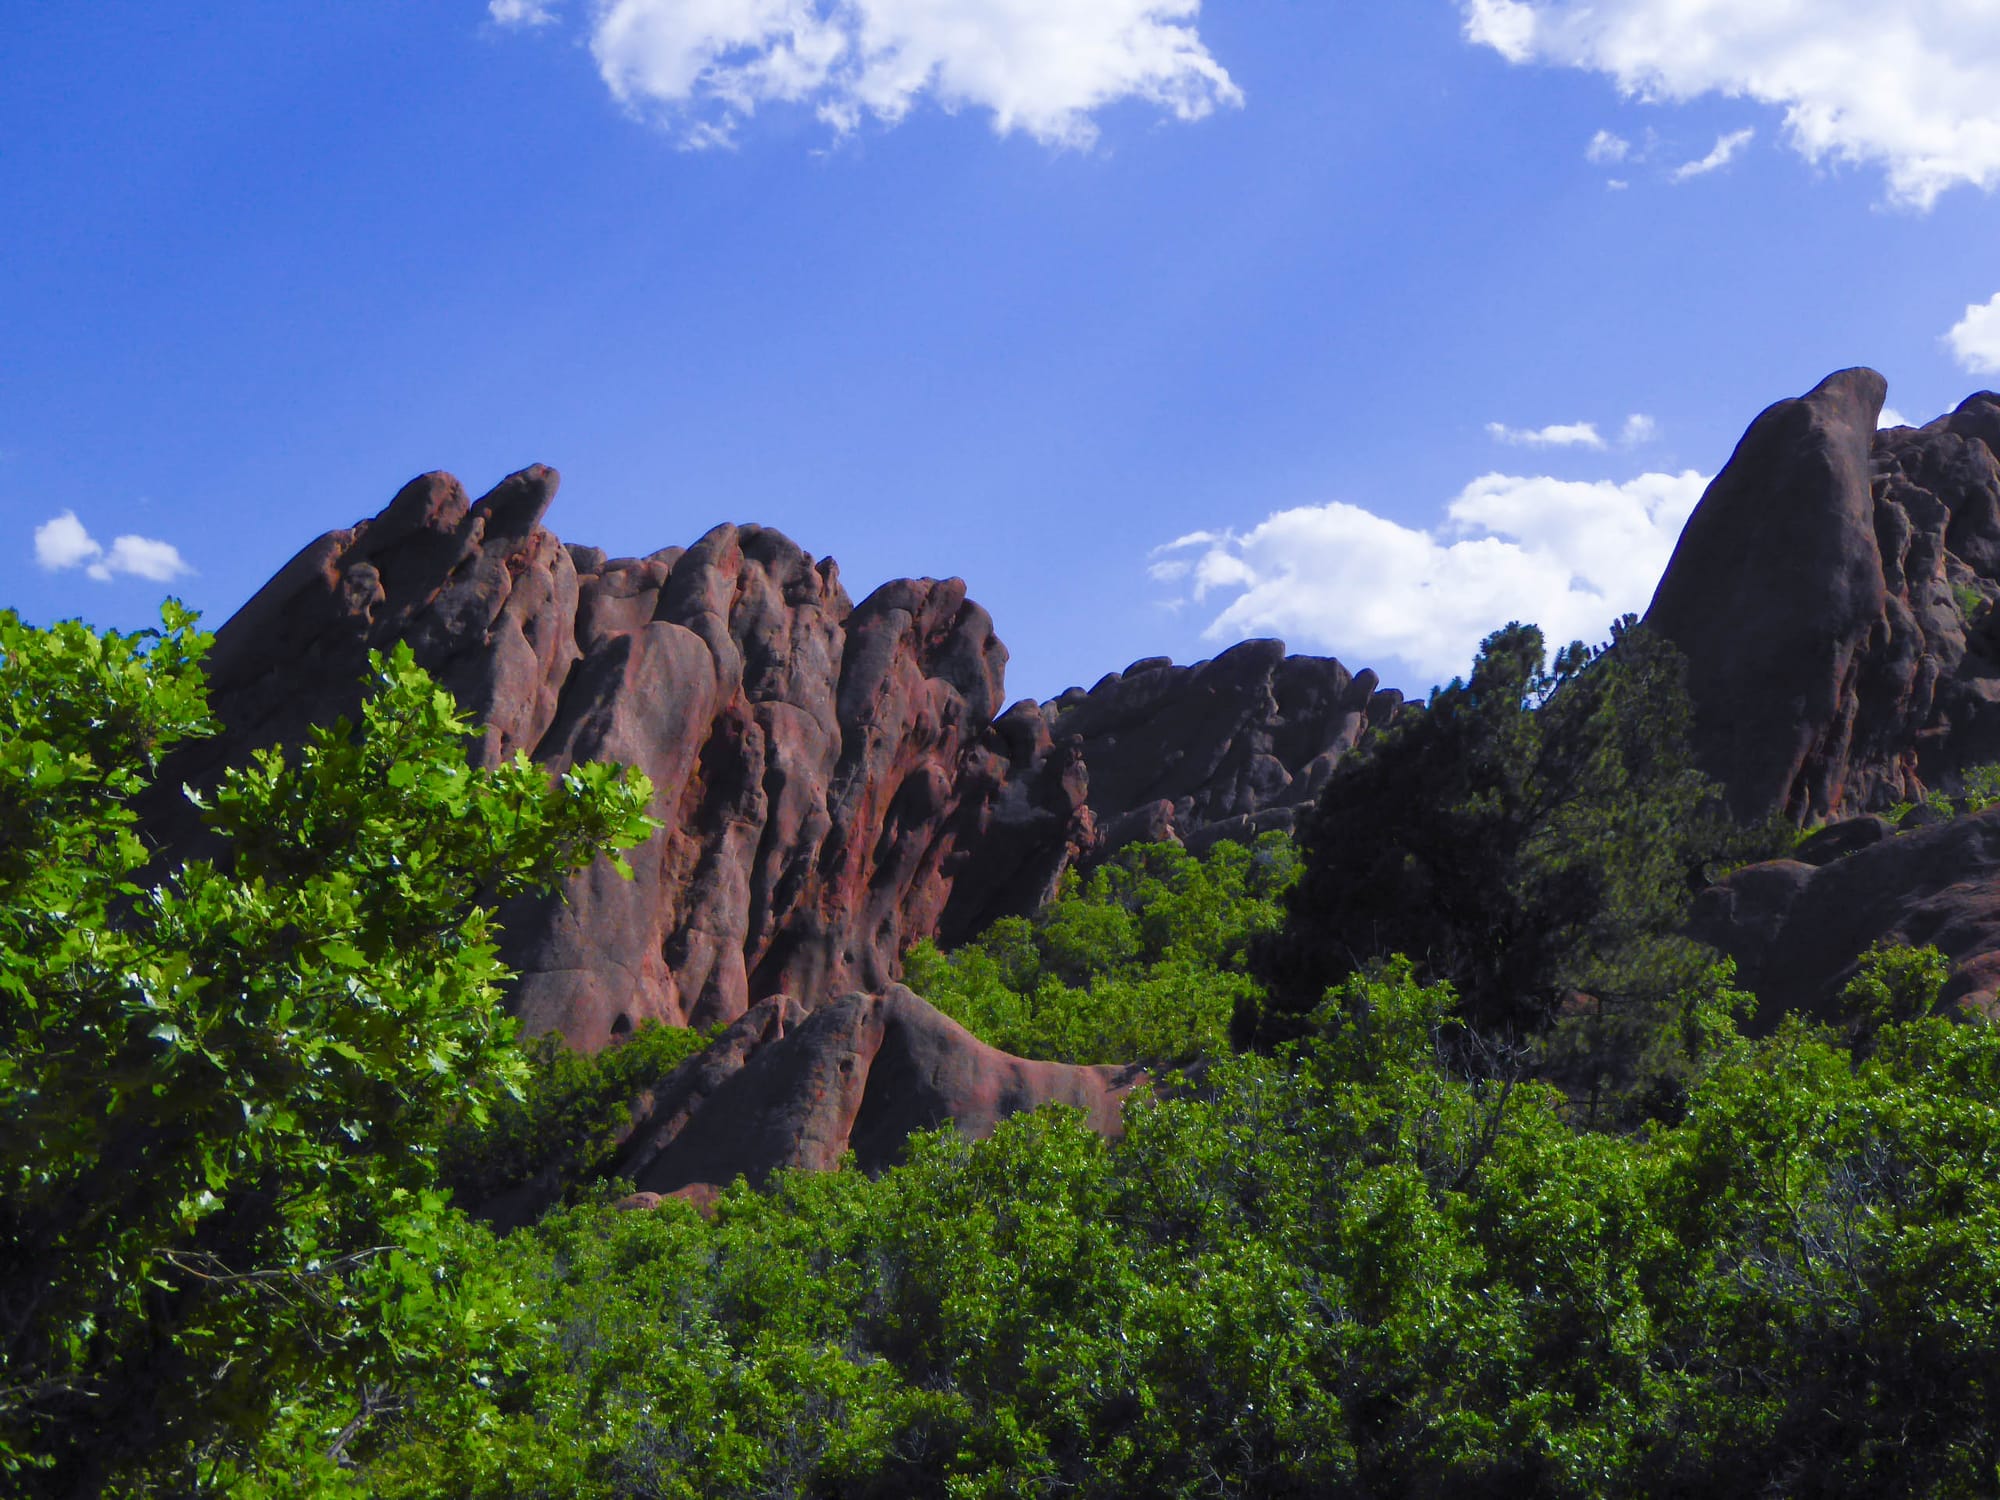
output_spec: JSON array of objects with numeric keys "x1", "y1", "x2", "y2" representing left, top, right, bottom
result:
[
  {"x1": 181, "y1": 466, "x2": 1397, "y2": 1050},
  {"x1": 1647, "y1": 368, "x2": 2000, "y2": 823},
  {"x1": 611, "y1": 985, "x2": 1146, "y2": 1196}
]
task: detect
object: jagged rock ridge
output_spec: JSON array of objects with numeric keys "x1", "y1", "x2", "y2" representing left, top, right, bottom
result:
[{"x1": 184, "y1": 466, "x2": 1399, "y2": 1052}]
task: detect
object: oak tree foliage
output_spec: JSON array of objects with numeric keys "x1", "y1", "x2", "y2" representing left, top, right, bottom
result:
[{"x1": 0, "y1": 607, "x2": 656, "y2": 1495}]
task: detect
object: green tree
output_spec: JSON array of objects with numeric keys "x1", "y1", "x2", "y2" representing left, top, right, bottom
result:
[
  {"x1": 1257, "y1": 617, "x2": 1736, "y2": 1042},
  {"x1": 902, "y1": 835, "x2": 1298, "y2": 1064},
  {"x1": 0, "y1": 607, "x2": 656, "y2": 1495}
]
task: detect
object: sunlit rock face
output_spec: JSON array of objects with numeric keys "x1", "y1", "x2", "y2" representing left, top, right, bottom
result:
[{"x1": 177, "y1": 464, "x2": 1393, "y2": 1050}]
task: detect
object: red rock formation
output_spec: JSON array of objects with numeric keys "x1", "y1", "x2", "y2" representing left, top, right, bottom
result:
[
  {"x1": 611, "y1": 985, "x2": 1146, "y2": 1195},
  {"x1": 1647, "y1": 369, "x2": 2000, "y2": 822},
  {"x1": 175, "y1": 466, "x2": 1392, "y2": 1051},
  {"x1": 1690, "y1": 810, "x2": 2000, "y2": 1024}
]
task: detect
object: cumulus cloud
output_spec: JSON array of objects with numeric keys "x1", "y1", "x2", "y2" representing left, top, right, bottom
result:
[
  {"x1": 1879, "y1": 406, "x2": 1913, "y2": 430},
  {"x1": 1586, "y1": 128, "x2": 1630, "y2": 164},
  {"x1": 34, "y1": 511, "x2": 192, "y2": 584},
  {"x1": 1153, "y1": 468, "x2": 1712, "y2": 689},
  {"x1": 1620, "y1": 413, "x2": 1659, "y2": 445},
  {"x1": 33, "y1": 512, "x2": 101, "y2": 573},
  {"x1": 1670, "y1": 126, "x2": 1755, "y2": 181},
  {"x1": 1947, "y1": 293, "x2": 2000, "y2": 377},
  {"x1": 1462, "y1": 0, "x2": 2000, "y2": 207},
  {"x1": 1486, "y1": 419, "x2": 1605, "y2": 449},
  {"x1": 543, "y1": 0, "x2": 1242, "y2": 148}
]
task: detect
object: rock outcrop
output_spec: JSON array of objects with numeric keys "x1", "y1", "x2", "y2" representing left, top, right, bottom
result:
[
  {"x1": 1690, "y1": 811, "x2": 2000, "y2": 1024},
  {"x1": 178, "y1": 466, "x2": 1397, "y2": 1051},
  {"x1": 1647, "y1": 369, "x2": 2000, "y2": 823},
  {"x1": 610, "y1": 985, "x2": 1146, "y2": 1196}
]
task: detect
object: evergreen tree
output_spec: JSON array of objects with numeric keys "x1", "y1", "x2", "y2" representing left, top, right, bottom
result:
[{"x1": 1255, "y1": 616, "x2": 1736, "y2": 1041}]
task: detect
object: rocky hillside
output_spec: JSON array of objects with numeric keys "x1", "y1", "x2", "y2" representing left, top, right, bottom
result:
[
  {"x1": 171, "y1": 466, "x2": 1397, "y2": 1053},
  {"x1": 160, "y1": 365, "x2": 2000, "y2": 1186}
]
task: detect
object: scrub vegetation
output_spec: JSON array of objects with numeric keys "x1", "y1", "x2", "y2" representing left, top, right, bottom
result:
[{"x1": 5, "y1": 609, "x2": 1996, "y2": 1498}]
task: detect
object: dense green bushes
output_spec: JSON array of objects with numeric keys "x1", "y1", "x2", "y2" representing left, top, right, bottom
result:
[
  {"x1": 13, "y1": 607, "x2": 2000, "y2": 1497},
  {"x1": 326, "y1": 960, "x2": 2000, "y2": 1499},
  {"x1": 440, "y1": 1020, "x2": 717, "y2": 1213},
  {"x1": 1256, "y1": 618, "x2": 1745, "y2": 1042}
]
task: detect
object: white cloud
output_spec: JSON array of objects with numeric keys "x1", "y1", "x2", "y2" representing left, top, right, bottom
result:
[
  {"x1": 100, "y1": 535, "x2": 195, "y2": 583},
  {"x1": 1586, "y1": 128, "x2": 1630, "y2": 164},
  {"x1": 1670, "y1": 126, "x2": 1755, "y2": 181},
  {"x1": 1153, "y1": 468, "x2": 1712, "y2": 689},
  {"x1": 1879, "y1": 406, "x2": 1913, "y2": 429},
  {"x1": 1947, "y1": 293, "x2": 2000, "y2": 377},
  {"x1": 1487, "y1": 419, "x2": 1605, "y2": 449},
  {"x1": 1462, "y1": 0, "x2": 2000, "y2": 208},
  {"x1": 1620, "y1": 413, "x2": 1659, "y2": 445},
  {"x1": 575, "y1": 0, "x2": 1241, "y2": 149},
  {"x1": 33, "y1": 511, "x2": 192, "y2": 584},
  {"x1": 489, "y1": 0, "x2": 559, "y2": 25},
  {"x1": 34, "y1": 512, "x2": 101, "y2": 572}
]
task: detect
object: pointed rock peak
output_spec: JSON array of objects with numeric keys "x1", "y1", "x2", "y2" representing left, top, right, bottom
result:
[
  {"x1": 1647, "y1": 366, "x2": 1895, "y2": 822},
  {"x1": 373, "y1": 471, "x2": 471, "y2": 547},
  {"x1": 471, "y1": 464, "x2": 560, "y2": 540},
  {"x1": 1802, "y1": 366, "x2": 1888, "y2": 429}
]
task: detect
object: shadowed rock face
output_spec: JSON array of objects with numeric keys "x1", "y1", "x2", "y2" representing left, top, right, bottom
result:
[
  {"x1": 178, "y1": 466, "x2": 1395, "y2": 1050},
  {"x1": 612, "y1": 985, "x2": 1146, "y2": 1195},
  {"x1": 1691, "y1": 811, "x2": 2000, "y2": 1024},
  {"x1": 1647, "y1": 369, "x2": 2000, "y2": 823}
]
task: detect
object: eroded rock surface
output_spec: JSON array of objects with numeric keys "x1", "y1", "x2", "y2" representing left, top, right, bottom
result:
[
  {"x1": 1647, "y1": 369, "x2": 2000, "y2": 823},
  {"x1": 179, "y1": 467, "x2": 1393, "y2": 1049}
]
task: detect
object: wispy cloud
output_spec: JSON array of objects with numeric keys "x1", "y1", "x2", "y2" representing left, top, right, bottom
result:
[
  {"x1": 488, "y1": 0, "x2": 559, "y2": 26},
  {"x1": 1586, "y1": 128, "x2": 1630, "y2": 164},
  {"x1": 1152, "y1": 468, "x2": 1712, "y2": 689},
  {"x1": 34, "y1": 511, "x2": 193, "y2": 583},
  {"x1": 1619, "y1": 413, "x2": 1659, "y2": 445},
  {"x1": 1670, "y1": 127, "x2": 1755, "y2": 181},
  {"x1": 1463, "y1": 0, "x2": 2000, "y2": 208},
  {"x1": 499, "y1": 0, "x2": 1241, "y2": 150},
  {"x1": 1486, "y1": 419, "x2": 1605, "y2": 449}
]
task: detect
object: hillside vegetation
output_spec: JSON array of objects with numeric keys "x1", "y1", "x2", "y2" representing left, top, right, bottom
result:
[{"x1": 4, "y1": 609, "x2": 1997, "y2": 1498}]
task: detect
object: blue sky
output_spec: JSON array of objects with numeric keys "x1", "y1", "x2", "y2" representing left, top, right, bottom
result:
[{"x1": 7, "y1": 2, "x2": 2000, "y2": 700}]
